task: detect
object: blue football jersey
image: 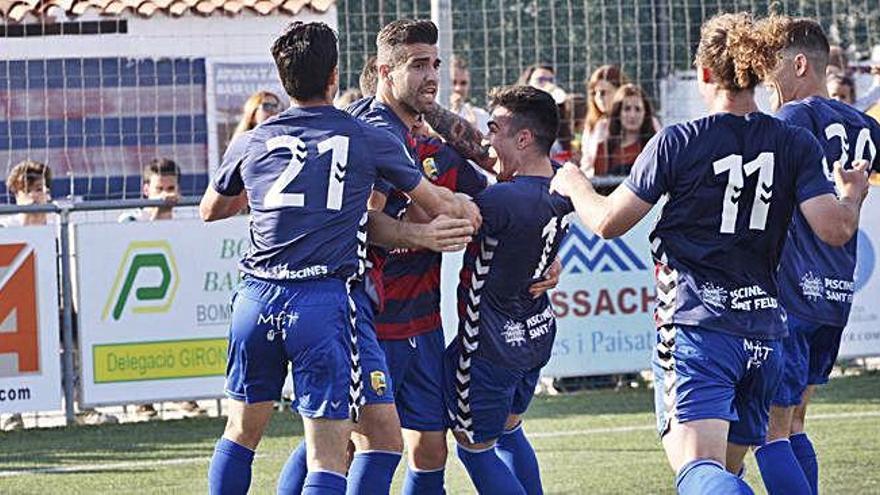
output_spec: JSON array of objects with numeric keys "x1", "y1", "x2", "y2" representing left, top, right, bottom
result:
[
  {"x1": 776, "y1": 97, "x2": 880, "y2": 326},
  {"x1": 625, "y1": 112, "x2": 835, "y2": 339},
  {"x1": 353, "y1": 99, "x2": 417, "y2": 219},
  {"x1": 212, "y1": 105, "x2": 422, "y2": 281},
  {"x1": 458, "y1": 173, "x2": 574, "y2": 369}
]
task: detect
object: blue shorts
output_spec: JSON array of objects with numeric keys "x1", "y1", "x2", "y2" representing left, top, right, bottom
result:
[
  {"x1": 351, "y1": 287, "x2": 395, "y2": 406},
  {"x1": 773, "y1": 314, "x2": 844, "y2": 407},
  {"x1": 225, "y1": 277, "x2": 392, "y2": 420},
  {"x1": 653, "y1": 325, "x2": 784, "y2": 446},
  {"x1": 443, "y1": 338, "x2": 541, "y2": 443},
  {"x1": 380, "y1": 328, "x2": 446, "y2": 431}
]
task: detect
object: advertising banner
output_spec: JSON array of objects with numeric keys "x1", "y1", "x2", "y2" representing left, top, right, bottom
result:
[
  {"x1": 0, "y1": 225, "x2": 62, "y2": 413},
  {"x1": 75, "y1": 217, "x2": 248, "y2": 406},
  {"x1": 840, "y1": 192, "x2": 880, "y2": 359},
  {"x1": 205, "y1": 58, "x2": 287, "y2": 175}
]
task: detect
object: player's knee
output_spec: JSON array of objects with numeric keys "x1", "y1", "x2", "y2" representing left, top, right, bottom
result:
[
  {"x1": 352, "y1": 420, "x2": 404, "y2": 452},
  {"x1": 766, "y1": 419, "x2": 792, "y2": 442},
  {"x1": 222, "y1": 420, "x2": 261, "y2": 450},
  {"x1": 411, "y1": 437, "x2": 448, "y2": 470}
]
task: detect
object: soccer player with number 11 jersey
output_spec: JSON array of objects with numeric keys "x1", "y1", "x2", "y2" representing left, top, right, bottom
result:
[{"x1": 550, "y1": 12, "x2": 869, "y2": 495}]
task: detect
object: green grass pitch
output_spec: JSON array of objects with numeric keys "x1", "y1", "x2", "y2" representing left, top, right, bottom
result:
[{"x1": 1, "y1": 372, "x2": 878, "y2": 494}]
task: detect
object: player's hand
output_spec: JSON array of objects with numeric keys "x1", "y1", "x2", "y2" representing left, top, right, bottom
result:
[
  {"x1": 416, "y1": 215, "x2": 474, "y2": 252},
  {"x1": 834, "y1": 159, "x2": 870, "y2": 203},
  {"x1": 163, "y1": 190, "x2": 181, "y2": 206},
  {"x1": 449, "y1": 92, "x2": 463, "y2": 112},
  {"x1": 456, "y1": 193, "x2": 482, "y2": 231},
  {"x1": 529, "y1": 257, "x2": 562, "y2": 298},
  {"x1": 550, "y1": 162, "x2": 591, "y2": 197}
]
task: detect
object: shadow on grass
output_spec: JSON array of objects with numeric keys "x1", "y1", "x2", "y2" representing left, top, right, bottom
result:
[
  {"x1": 0, "y1": 410, "x2": 304, "y2": 470},
  {"x1": 527, "y1": 386, "x2": 655, "y2": 420}
]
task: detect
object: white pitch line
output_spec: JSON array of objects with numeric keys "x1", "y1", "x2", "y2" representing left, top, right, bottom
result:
[
  {"x1": 528, "y1": 410, "x2": 880, "y2": 439},
  {"x1": 1, "y1": 409, "x2": 878, "y2": 478}
]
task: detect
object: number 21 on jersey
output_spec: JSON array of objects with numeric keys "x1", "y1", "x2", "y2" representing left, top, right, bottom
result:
[{"x1": 264, "y1": 135, "x2": 350, "y2": 209}]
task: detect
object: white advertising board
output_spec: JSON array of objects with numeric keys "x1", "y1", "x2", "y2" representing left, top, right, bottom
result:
[
  {"x1": 75, "y1": 217, "x2": 248, "y2": 406},
  {"x1": 0, "y1": 225, "x2": 62, "y2": 413},
  {"x1": 840, "y1": 191, "x2": 880, "y2": 359}
]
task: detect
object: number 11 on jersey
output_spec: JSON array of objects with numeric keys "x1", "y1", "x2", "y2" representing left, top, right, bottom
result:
[{"x1": 713, "y1": 152, "x2": 774, "y2": 234}]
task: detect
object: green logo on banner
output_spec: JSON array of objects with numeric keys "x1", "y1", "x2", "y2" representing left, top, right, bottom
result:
[{"x1": 102, "y1": 241, "x2": 180, "y2": 321}]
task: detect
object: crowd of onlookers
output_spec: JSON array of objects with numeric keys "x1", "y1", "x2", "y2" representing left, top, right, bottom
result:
[{"x1": 3, "y1": 46, "x2": 880, "y2": 430}]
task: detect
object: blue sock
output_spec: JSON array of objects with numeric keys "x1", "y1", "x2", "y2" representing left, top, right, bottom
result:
[
  {"x1": 303, "y1": 470, "x2": 346, "y2": 495},
  {"x1": 790, "y1": 433, "x2": 818, "y2": 495},
  {"x1": 495, "y1": 425, "x2": 543, "y2": 495},
  {"x1": 208, "y1": 438, "x2": 255, "y2": 495},
  {"x1": 676, "y1": 459, "x2": 754, "y2": 495},
  {"x1": 756, "y1": 439, "x2": 812, "y2": 495},
  {"x1": 346, "y1": 451, "x2": 402, "y2": 495},
  {"x1": 277, "y1": 441, "x2": 308, "y2": 495},
  {"x1": 456, "y1": 444, "x2": 526, "y2": 495},
  {"x1": 402, "y1": 467, "x2": 445, "y2": 495}
]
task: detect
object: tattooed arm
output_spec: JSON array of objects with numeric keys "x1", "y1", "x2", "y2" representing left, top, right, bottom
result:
[{"x1": 422, "y1": 103, "x2": 496, "y2": 173}]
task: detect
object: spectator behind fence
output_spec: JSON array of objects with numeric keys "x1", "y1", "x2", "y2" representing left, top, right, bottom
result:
[
  {"x1": 2, "y1": 159, "x2": 51, "y2": 227},
  {"x1": 590, "y1": 84, "x2": 657, "y2": 178},
  {"x1": 231, "y1": 90, "x2": 282, "y2": 139},
  {"x1": 581, "y1": 65, "x2": 662, "y2": 176},
  {"x1": 827, "y1": 74, "x2": 856, "y2": 105},
  {"x1": 449, "y1": 55, "x2": 490, "y2": 134},
  {"x1": 827, "y1": 44, "x2": 880, "y2": 111},
  {"x1": 119, "y1": 158, "x2": 206, "y2": 419},
  {"x1": 581, "y1": 65, "x2": 626, "y2": 173}
]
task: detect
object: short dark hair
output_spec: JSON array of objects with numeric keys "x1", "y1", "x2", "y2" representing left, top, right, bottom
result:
[
  {"x1": 6, "y1": 159, "x2": 51, "y2": 196},
  {"x1": 376, "y1": 19, "x2": 438, "y2": 67},
  {"x1": 489, "y1": 85, "x2": 560, "y2": 155},
  {"x1": 359, "y1": 55, "x2": 378, "y2": 97},
  {"x1": 271, "y1": 22, "x2": 338, "y2": 101},
  {"x1": 763, "y1": 16, "x2": 830, "y2": 76},
  {"x1": 143, "y1": 158, "x2": 180, "y2": 183}
]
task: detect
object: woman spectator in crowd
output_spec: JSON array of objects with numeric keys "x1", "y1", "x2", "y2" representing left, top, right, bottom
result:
[
  {"x1": 231, "y1": 90, "x2": 282, "y2": 139},
  {"x1": 581, "y1": 66, "x2": 662, "y2": 175},
  {"x1": 581, "y1": 65, "x2": 627, "y2": 172},
  {"x1": 590, "y1": 84, "x2": 657, "y2": 178}
]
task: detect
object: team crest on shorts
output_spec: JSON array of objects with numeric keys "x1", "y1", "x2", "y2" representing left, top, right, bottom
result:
[
  {"x1": 422, "y1": 157, "x2": 439, "y2": 180},
  {"x1": 370, "y1": 371, "x2": 387, "y2": 396}
]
